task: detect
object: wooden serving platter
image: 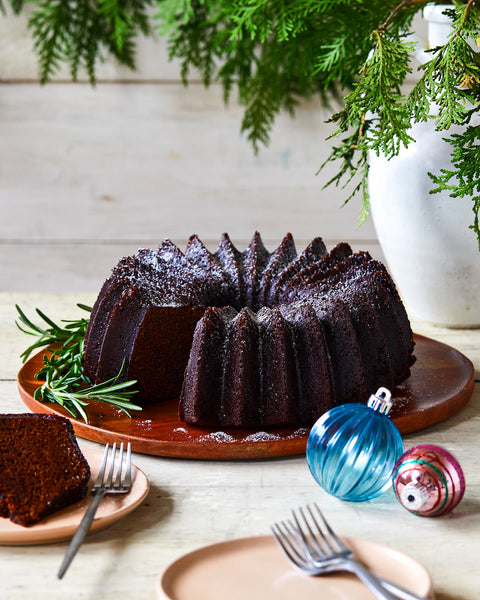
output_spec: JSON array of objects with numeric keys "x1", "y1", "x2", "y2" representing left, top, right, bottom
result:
[{"x1": 17, "y1": 334, "x2": 474, "y2": 460}]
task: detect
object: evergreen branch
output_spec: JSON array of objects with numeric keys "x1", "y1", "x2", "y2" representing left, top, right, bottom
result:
[
  {"x1": 155, "y1": 0, "x2": 386, "y2": 149},
  {"x1": 378, "y1": 0, "x2": 429, "y2": 31},
  {"x1": 407, "y1": 2, "x2": 480, "y2": 130},
  {"x1": 318, "y1": 121, "x2": 371, "y2": 222},
  {"x1": 0, "y1": 0, "x2": 24, "y2": 15},
  {"x1": 27, "y1": 0, "x2": 155, "y2": 84},
  {"x1": 327, "y1": 31, "x2": 416, "y2": 153},
  {"x1": 428, "y1": 122, "x2": 480, "y2": 248},
  {"x1": 3, "y1": 0, "x2": 480, "y2": 242},
  {"x1": 320, "y1": 28, "x2": 416, "y2": 218},
  {"x1": 156, "y1": 1, "x2": 228, "y2": 87}
]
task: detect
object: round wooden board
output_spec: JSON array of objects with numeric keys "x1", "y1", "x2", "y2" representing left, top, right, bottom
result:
[{"x1": 17, "y1": 334, "x2": 474, "y2": 460}]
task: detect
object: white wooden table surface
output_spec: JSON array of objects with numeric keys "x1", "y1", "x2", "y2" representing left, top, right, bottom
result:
[
  {"x1": 0, "y1": 292, "x2": 479, "y2": 600},
  {"x1": 1, "y1": 12, "x2": 479, "y2": 600}
]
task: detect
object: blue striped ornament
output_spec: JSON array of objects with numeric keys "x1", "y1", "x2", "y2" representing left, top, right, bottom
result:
[{"x1": 306, "y1": 388, "x2": 404, "y2": 502}]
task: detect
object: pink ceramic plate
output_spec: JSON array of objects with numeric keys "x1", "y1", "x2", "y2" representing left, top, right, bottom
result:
[
  {"x1": 0, "y1": 447, "x2": 149, "y2": 545},
  {"x1": 157, "y1": 535, "x2": 434, "y2": 600}
]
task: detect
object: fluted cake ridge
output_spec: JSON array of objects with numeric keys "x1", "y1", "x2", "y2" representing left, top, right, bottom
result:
[{"x1": 83, "y1": 232, "x2": 415, "y2": 428}]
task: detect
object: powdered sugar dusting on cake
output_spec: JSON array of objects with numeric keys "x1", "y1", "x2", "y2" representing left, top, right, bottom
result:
[
  {"x1": 192, "y1": 428, "x2": 308, "y2": 445},
  {"x1": 85, "y1": 233, "x2": 414, "y2": 430}
]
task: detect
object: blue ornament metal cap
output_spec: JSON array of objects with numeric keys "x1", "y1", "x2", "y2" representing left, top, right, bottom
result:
[{"x1": 367, "y1": 387, "x2": 393, "y2": 415}]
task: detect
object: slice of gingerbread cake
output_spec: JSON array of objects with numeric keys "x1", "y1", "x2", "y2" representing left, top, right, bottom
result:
[{"x1": 0, "y1": 413, "x2": 90, "y2": 527}]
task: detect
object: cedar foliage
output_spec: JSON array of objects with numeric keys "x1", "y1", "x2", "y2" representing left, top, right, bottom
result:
[{"x1": 3, "y1": 0, "x2": 480, "y2": 244}]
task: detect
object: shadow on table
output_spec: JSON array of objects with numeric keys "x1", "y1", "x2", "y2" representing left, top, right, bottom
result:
[
  {"x1": 88, "y1": 482, "x2": 174, "y2": 542},
  {"x1": 453, "y1": 495, "x2": 480, "y2": 517},
  {"x1": 434, "y1": 593, "x2": 471, "y2": 600}
]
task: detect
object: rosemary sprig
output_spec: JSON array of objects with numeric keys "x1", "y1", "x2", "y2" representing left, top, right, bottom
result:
[
  {"x1": 16, "y1": 303, "x2": 91, "y2": 363},
  {"x1": 15, "y1": 305, "x2": 142, "y2": 423},
  {"x1": 34, "y1": 359, "x2": 140, "y2": 423}
]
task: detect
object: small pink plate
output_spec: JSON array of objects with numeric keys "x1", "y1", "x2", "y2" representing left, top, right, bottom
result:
[
  {"x1": 156, "y1": 535, "x2": 434, "y2": 600},
  {"x1": 0, "y1": 447, "x2": 149, "y2": 545}
]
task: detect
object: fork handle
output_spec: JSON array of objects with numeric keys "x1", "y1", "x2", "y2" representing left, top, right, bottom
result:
[
  {"x1": 378, "y1": 576, "x2": 429, "y2": 600},
  {"x1": 342, "y1": 558, "x2": 401, "y2": 600},
  {"x1": 57, "y1": 489, "x2": 106, "y2": 579},
  {"x1": 341, "y1": 557, "x2": 428, "y2": 600}
]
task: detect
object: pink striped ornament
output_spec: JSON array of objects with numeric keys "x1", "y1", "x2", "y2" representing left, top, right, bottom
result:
[{"x1": 392, "y1": 444, "x2": 465, "y2": 517}]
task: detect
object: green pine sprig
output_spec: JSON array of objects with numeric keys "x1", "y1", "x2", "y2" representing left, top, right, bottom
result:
[
  {"x1": 328, "y1": 31, "x2": 416, "y2": 154},
  {"x1": 27, "y1": 0, "x2": 154, "y2": 84},
  {"x1": 428, "y1": 121, "x2": 480, "y2": 249},
  {"x1": 407, "y1": 3, "x2": 480, "y2": 130},
  {"x1": 0, "y1": 0, "x2": 24, "y2": 15},
  {"x1": 155, "y1": 0, "x2": 365, "y2": 152},
  {"x1": 318, "y1": 124, "x2": 371, "y2": 226},
  {"x1": 3, "y1": 0, "x2": 480, "y2": 244},
  {"x1": 320, "y1": 0, "x2": 480, "y2": 243},
  {"x1": 15, "y1": 304, "x2": 142, "y2": 423}
]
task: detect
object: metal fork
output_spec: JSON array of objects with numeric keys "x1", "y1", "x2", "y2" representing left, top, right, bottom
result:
[
  {"x1": 271, "y1": 504, "x2": 428, "y2": 600},
  {"x1": 57, "y1": 442, "x2": 132, "y2": 579}
]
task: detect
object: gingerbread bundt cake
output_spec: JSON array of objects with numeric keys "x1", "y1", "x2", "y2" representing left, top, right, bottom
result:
[
  {"x1": 0, "y1": 414, "x2": 90, "y2": 526},
  {"x1": 83, "y1": 233, "x2": 415, "y2": 428}
]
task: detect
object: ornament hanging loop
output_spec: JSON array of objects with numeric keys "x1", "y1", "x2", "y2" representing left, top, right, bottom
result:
[{"x1": 367, "y1": 387, "x2": 393, "y2": 415}]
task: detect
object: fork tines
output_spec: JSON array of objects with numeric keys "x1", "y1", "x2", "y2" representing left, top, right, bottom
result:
[
  {"x1": 271, "y1": 502, "x2": 349, "y2": 566},
  {"x1": 294, "y1": 503, "x2": 346, "y2": 555},
  {"x1": 272, "y1": 504, "x2": 427, "y2": 600},
  {"x1": 94, "y1": 442, "x2": 132, "y2": 493}
]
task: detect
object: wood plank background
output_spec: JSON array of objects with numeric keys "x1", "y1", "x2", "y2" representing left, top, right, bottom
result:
[{"x1": 1, "y1": 8, "x2": 427, "y2": 293}]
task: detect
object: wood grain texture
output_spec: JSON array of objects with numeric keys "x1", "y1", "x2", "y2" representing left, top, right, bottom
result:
[
  {"x1": 0, "y1": 83, "x2": 373, "y2": 241},
  {"x1": 0, "y1": 240, "x2": 386, "y2": 293},
  {"x1": 0, "y1": 80, "x2": 379, "y2": 291}
]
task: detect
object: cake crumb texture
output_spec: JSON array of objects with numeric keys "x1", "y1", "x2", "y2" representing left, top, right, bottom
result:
[{"x1": 0, "y1": 413, "x2": 91, "y2": 527}]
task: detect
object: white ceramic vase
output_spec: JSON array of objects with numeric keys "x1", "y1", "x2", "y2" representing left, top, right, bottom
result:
[{"x1": 368, "y1": 4, "x2": 480, "y2": 327}]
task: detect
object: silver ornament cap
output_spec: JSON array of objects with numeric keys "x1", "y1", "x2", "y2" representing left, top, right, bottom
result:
[{"x1": 367, "y1": 387, "x2": 393, "y2": 415}]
